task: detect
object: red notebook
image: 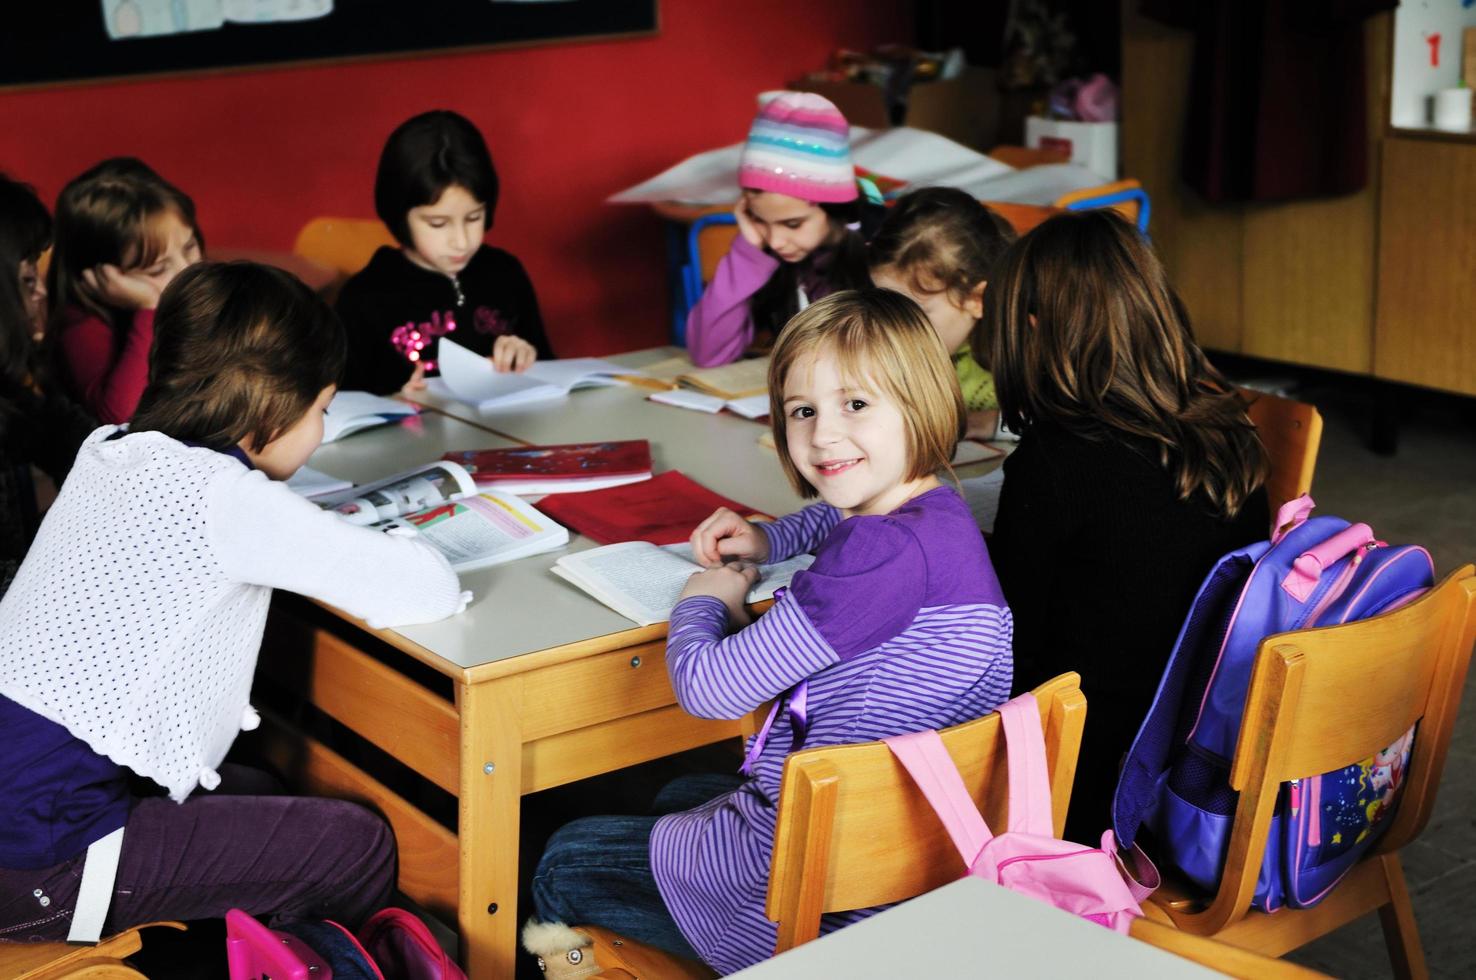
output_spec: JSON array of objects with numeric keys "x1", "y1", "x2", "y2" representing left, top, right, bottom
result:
[
  {"x1": 536, "y1": 470, "x2": 765, "y2": 545},
  {"x1": 441, "y1": 440, "x2": 652, "y2": 494}
]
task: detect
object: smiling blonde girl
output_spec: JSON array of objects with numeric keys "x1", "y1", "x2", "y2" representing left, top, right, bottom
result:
[{"x1": 530, "y1": 289, "x2": 1012, "y2": 973}]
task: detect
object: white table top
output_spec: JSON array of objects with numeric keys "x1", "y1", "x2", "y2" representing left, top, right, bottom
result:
[
  {"x1": 729, "y1": 878, "x2": 1224, "y2": 979},
  {"x1": 309, "y1": 349, "x2": 1003, "y2": 678},
  {"x1": 305, "y1": 354, "x2": 809, "y2": 676}
]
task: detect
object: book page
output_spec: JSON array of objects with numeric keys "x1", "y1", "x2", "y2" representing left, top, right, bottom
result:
[
  {"x1": 320, "y1": 460, "x2": 476, "y2": 525},
  {"x1": 554, "y1": 542, "x2": 700, "y2": 624},
  {"x1": 438, "y1": 337, "x2": 561, "y2": 408},
  {"x1": 525, "y1": 357, "x2": 637, "y2": 390},
  {"x1": 680, "y1": 356, "x2": 770, "y2": 400},
  {"x1": 661, "y1": 543, "x2": 814, "y2": 603},
  {"x1": 322, "y1": 390, "x2": 415, "y2": 442},
  {"x1": 385, "y1": 492, "x2": 567, "y2": 570}
]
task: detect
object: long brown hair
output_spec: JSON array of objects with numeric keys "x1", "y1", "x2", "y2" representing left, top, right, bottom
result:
[
  {"x1": 980, "y1": 210, "x2": 1266, "y2": 517},
  {"x1": 46, "y1": 157, "x2": 201, "y2": 340}
]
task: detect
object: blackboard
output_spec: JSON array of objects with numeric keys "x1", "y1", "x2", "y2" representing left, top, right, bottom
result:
[{"x1": 0, "y1": 0, "x2": 658, "y2": 88}]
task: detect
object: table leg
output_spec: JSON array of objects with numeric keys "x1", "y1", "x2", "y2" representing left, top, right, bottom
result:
[{"x1": 457, "y1": 676, "x2": 524, "y2": 979}]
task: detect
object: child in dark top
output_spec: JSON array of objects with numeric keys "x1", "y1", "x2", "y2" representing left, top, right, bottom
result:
[
  {"x1": 336, "y1": 110, "x2": 552, "y2": 395},
  {"x1": 46, "y1": 158, "x2": 203, "y2": 423},
  {"x1": 0, "y1": 174, "x2": 95, "y2": 594},
  {"x1": 983, "y1": 211, "x2": 1270, "y2": 840}
]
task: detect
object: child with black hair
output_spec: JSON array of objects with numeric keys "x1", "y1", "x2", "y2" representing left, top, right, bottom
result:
[
  {"x1": 0, "y1": 261, "x2": 467, "y2": 943},
  {"x1": 686, "y1": 92, "x2": 882, "y2": 367},
  {"x1": 337, "y1": 109, "x2": 552, "y2": 395}
]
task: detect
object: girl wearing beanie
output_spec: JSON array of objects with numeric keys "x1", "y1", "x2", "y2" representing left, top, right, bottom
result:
[{"x1": 685, "y1": 92, "x2": 881, "y2": 367}]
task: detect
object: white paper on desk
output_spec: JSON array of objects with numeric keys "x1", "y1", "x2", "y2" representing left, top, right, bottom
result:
[
  {"x1": 525, "y1": 357, "x2": 640, "y2": 389},
  {"x1": 608, "y1": 126, "x2": 1015, "y2": 205},
  {"x1": 649, "y1": 388, "x2": 725, "y2": 413},
  {"x1": 724, "y1": 393, "x2": 771, "y2": 420},
  {"x1": 957, "y1": 468, "x2": 1005, "y2": 534},
  {"x1": 437, "y1": 338, "x2": 565, "y2": 409},
  {"x1": 954, "y1": 163, "x2": 1112, "y2": 206}
]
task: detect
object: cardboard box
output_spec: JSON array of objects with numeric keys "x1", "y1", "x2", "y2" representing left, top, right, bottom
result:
[
  {"x1": 795, "y1": 67, "x2": 1000, "y2": 152},
  {"x1": 1025, "y1": 116, "x2": 1118, "y2": 181}
]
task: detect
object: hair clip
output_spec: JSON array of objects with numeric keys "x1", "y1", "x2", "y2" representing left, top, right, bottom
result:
[{"x1": 846, "y1": 221, "x2": 862, "y2": 232}]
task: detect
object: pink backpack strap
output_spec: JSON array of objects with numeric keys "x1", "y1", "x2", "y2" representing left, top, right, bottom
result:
[
  {"x1": 883, "y1": 729, "x2": 993, "y2": 866},
  {"x1": 1271, "y1": 494, "x2": 1315, "y2": 544},
  {"x1": 996, "y1": 694, "x2": 1055, "y2": 838},
  {"x1": 1102, "y1": 830, "x2": 1161, "y2": 904}
]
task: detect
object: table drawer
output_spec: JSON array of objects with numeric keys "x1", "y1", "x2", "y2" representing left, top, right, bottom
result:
[{"x1": 518, "y1": 639, "x2": 681, "y2": 741}]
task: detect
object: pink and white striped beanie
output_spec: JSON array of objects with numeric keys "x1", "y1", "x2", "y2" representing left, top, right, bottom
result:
[{"x1": 738, "y1": 92, "x2": 858, "y2": 204}]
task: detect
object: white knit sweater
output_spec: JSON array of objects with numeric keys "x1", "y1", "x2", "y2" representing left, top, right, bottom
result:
[{"x1": 0, "y1": 428, "x2": 467, "y2": 801}]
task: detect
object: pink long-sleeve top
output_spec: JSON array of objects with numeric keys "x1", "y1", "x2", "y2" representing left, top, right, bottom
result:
[
  {"x1": 684, "y1": 235, "x2": 781, "y2": 368},
  {"x1": 55, "y1": 306, "x2": 154, "y2": 424}
]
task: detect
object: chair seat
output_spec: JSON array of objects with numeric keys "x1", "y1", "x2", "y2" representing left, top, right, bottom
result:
[
  {"x1": 0, "y1": 922, "x2": 184, "y2": 980},
  {"x1": 575, "y1": 925, "x2": 716, "y2": 979}
]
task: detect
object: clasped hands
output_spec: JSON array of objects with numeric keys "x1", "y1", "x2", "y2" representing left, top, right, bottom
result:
[{"x1": 679, "y1": 507, "x2": 771, "y2": 627}]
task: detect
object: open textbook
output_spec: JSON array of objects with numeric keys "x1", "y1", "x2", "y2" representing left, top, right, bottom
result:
[
  {"x1": 429, "y1": 338, "x2": 640, "y2": 411},
  {"x1": 313, "y1": 460, "x2": 569, "y2": 571},
  {"x1": 321, "y1": 390, "x2": 417, "y2": 443},
  {"x1": 551, "y1": 541, "x2": 814, "y2": 626}
]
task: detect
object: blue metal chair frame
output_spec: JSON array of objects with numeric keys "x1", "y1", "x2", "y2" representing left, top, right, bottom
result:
[
  {"x1": 671, "y1": 212, "x2": 737, "y2": 347},
  {"x1": 1060, "y1": 186, "x2": 1152, "y2": 235}
]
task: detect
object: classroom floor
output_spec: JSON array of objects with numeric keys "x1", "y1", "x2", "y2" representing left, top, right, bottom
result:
[{"x1": 1256, "y1": 374, "x2": 1476, "y2": 979}]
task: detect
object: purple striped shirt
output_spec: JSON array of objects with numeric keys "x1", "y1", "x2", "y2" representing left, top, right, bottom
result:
[{"x1": 650, "y1": 486, "x2": 1013, "y2": 973}]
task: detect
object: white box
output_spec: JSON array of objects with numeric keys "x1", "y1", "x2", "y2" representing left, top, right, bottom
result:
[{"x1": 1025, "y1": 117, "x2": 1119, "y2": 181}]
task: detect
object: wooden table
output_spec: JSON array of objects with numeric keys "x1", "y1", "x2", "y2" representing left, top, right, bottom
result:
[
  {"x1": 260, "y1": 349, "x2": 1005, "y2": 976},
  {"x1": 257, "y1": 354, "x2": 809, "y2": 978},
  {"x1": 728, "y1": 878, "x2": 1222, "y2": 978}
]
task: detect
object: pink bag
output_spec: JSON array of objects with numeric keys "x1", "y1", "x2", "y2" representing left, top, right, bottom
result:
[
  {"x1": 883, "y1": 693, "x2": 1155, "y2": 933},
  {"x1": 226, "y1": 907, "x2": 468, "y2": 980}
]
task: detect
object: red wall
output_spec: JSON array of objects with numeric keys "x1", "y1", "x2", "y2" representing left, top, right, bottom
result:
[{"x1": 0, "y1": 2, "x2": 911, "y2": 356}]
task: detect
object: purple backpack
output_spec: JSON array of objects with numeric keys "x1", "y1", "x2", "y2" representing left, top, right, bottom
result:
[{"x1": 1112, "y1": 496, "x2": 1433, "y2": 911}]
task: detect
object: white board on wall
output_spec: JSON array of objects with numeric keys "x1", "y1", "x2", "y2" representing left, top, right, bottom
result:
[{"x1": 1390, "y1": 1, "x2": 1476, "y2": 128}]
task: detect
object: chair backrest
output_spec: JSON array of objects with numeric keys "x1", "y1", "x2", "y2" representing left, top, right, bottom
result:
[
  {"x1": 765, "y1": 672, "x2": 1087, "y2": 953},
  {"x1": 1206, "y1": 565, "x2": 1476, "y2": 930},
  {"x1": 291, "y1": 217, "x2": 397, "y2": 300},
  {"x1": 1242, "y1": 389, "x2": 1324, "y2": 518},
  {"x1": 1056, "y1": 179, "x2": 1151, "y2": 233}
]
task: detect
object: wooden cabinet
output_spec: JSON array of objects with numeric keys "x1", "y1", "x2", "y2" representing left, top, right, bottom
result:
[
  {"x1": 1374, "y1": 136, "x2": 1476, "y2": 396},
  {"x1": 1119, "y1": 8, "x2": 1476, "y2": 390}
]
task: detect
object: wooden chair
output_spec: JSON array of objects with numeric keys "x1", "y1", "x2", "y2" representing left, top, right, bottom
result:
[
  {"x1": 1242, "y1": 388, "x2": 1324, "y2": 517},
  {"x1": 1146, "y1": 565, "x2": 1476, "y2": 978},
  {"x1": 766, "y1": 673, "x2": 1087, "y2": 953},
  {"x1": 1129, "y1": 918, "x2": 1331, "y2": 978},
  {"x1": 0, "y1": 922, "x2": 185, "y2": 979},
  {"x1": 291, "y1": 216, "x2": 397, "y2": 303}
]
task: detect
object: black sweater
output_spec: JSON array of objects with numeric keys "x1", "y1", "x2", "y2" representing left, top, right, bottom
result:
[
  {"x1": 989, "y1": 420, "x2": 1269, "y2": 839},
  {"x1": 335, "y1": 244, "x2": 552, "y2": 395},
  {"x1": 0, "y1": 384, "x2": 96, "y2": 592}
]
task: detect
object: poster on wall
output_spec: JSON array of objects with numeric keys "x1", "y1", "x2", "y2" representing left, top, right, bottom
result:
[{"x1": 1, "y1": 0, "x2": 658, "y2": 87}]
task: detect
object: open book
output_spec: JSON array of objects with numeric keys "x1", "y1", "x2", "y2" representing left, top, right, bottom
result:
[
  {"x1": 647, "y1": 388, "x2": 769, "y2": 420},
  {"x1": 322, "y1": 390, "x2": 418, "y2": 443},
  {"x1": 676, "y1": 356, "x2": 769, "y2": 401},
  {"x1": 314, "y1": 460, "x2": 568, "y2": 570},
  {"x1": 551, "y1": 541, "x2": 814, "y2": 626},
  {"x1": 430, "y1": 338, "x2": 640, "y2": 411}
]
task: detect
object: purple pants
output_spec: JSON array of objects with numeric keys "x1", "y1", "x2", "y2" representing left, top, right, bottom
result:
[{"x1": 0, "y1": 766, "x2": 395, "y2": 943}]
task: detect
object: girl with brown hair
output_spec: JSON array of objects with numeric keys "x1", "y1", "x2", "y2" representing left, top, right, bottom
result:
[{"x1": 983, "y1": 210, "x2": 1269, "y2": 839}]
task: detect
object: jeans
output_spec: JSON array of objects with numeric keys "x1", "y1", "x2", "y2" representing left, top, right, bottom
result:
[
  {"x1": 530, "y1": 772, "x2": 743, "y2": 961},
  {"x1": 0, "y1": 764, "x2": 395, "y2": 942}
]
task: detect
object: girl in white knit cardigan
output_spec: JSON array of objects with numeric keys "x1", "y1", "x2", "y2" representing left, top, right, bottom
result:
[{"x1": 0, "y1": 262, "x2": 468, "y2": 945}]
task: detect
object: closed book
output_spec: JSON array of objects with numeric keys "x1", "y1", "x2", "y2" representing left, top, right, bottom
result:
[
  {"x1": 536, "y1": 470, "x2": 765, "y2": 545},
  {"x1": 441, "y1": 441, "x2": 653, "y2": 495}
]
